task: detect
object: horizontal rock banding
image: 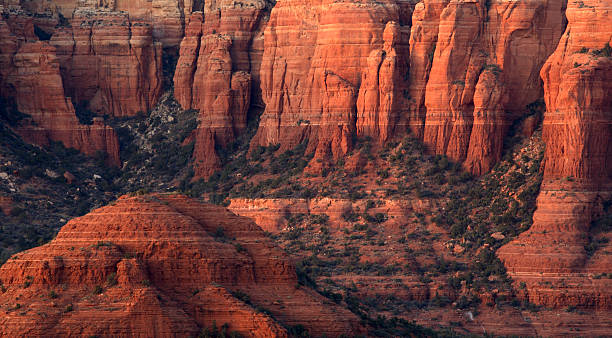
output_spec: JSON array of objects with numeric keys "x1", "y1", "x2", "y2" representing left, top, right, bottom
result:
[{"x1": 0, "y1": 194, "x2": 363, "y2": 337}]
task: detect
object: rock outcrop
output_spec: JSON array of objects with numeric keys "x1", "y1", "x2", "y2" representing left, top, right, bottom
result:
[
  {"x1": 251, "y1": 0, "x2": 413, "y2": 172},
  {"x1": 51, "y1": 9, "x2": 162, "y2": 118},
  {"x1": 498, "y1": 0, "x2": 612, "y2": 310},
  {"x1": 228, "y1": 197, "x2": 433, "y2": 232},
  {"x1": 3, "y1": 0, "x2": 196, "y2": 48},
  {"x1": 419, "y1": 0, "x2": 566, "y2": 175},
  {"x1": 0, "y1": 194, "x2": 363, "y2": 337},
  {"x1": 247, "y1": 0, "x2": 567, "y2": 176},
  {"x1": 173, "y1": 1, "x2": 269, "y2": 177},
  {"x1": 0, "y1": 11, "x2": 120, "y2": 165}
]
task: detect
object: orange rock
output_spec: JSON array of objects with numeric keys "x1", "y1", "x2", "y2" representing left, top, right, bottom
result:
[
  {"x1": 421, "y1": 0, "x2": 565, "y2": 175},
  {"x1": 51, "y1": 9, "x2": 162, "y2": 118},
  {"x1": 174, "y1": 3, "x2": 268, "y2": 177},
  {"x1": 19, "y1": 0, "x2": 191, "y2": 48},
  {"x1": 252, "y1": 0, "x2": 412, "y2": 171},
  {"x1": 408, "y1": 0, "x2": 450, "y2": 138},
  {"x1": 498, "y1": 0, "x2": 612, "y2": 310},
  {"x1": 2, "y1": 38, "x2": 120, "y2": 166},
  {"x1": 0, "y1": 194, "x2": 363, "y2": 336},
  {"x1": 356, "y1": 21, "x2": 411, "y2": 144}
]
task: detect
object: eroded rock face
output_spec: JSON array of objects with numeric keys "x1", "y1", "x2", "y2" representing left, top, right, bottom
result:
[
  {"x1": 249, "y1": 0, "x2": 566, "y2": 176},
  {"x1": 173, "y1": 1, "x2": 268, "y2": 177},
  {"x1": 51, "y1": 9, "x2": 162, "y2": 118},
  {"x1": 498, "y1": 0, "x2": 612, "y2": 310},
  {"x1": 4, "y1": 0, "x2": 194, "y2": 47},
  {"x1": 228, "y1": 197, "x2": 434, "y2": 233},
  {"x1": 421, "y1": 0, "x2": 566, "y2": 175},
  {"x1": 0, "y1": 12, "x2": 120, "y2": 165},
  {"x1": 251, "y1": 0, "x2": 413, "y2": 173},
  {"x1": 0, "y1": 194, "x2": 363, "y2": 337}
]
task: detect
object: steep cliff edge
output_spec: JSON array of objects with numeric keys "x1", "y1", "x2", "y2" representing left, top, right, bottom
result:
[
  {"x1": 51, "y1": 8, "x2": 162, "y2": 118},
  {"x1": 0, "y1": 10, "x2": 120, "y2": 166},
  {"x1": 0, "y1": 194, "x2": 363, "y2": 337},
  {"x1": 420, "y1": 0, "x2": 566, "y2": 175},
  {"x1": 173, "y1": 1, "x2": 269, "y2": 177},
  {"x1": 247, "y1": 0, "x2": 567, "y2": 176},
  {"x1": 498, "y1": 0, "x2": 612, "y2": 310},
  {"x1": 251, "y1": 0, "x2": 413, "y2": 173}
]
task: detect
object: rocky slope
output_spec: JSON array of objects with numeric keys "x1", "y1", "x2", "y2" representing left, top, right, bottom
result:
[
  {"x1": 498, "y1": 0, "x2": 612, "y2": 310},
  {"x1": 0, "y1": 194, "x2": 363, "y2": 337}
]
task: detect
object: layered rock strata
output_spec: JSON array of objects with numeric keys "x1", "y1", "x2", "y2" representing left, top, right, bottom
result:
[
  {"x1": 498, "y1": 0, "x2": 612, "y2": 310},
  {"x1": 0, "y1": 11, "x2": 120, "y2": 165},
  {"x1": 0, "y1": 194, "x2": 363, "y2": 337},
  {"x1": 2, "y1": 0, "x2": 197, "y2": 47},
  {"x1": 51, "y1": 9, "x2": 162, "y2": 118}
]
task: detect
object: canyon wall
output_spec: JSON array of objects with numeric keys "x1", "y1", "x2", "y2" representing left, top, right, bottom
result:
[
  {"x1": 246, "y1": 0, "x2": 567, "y2": 175},
  {"x1": 0, "y1": 194, "x2": 363, "y2": 337},
  {"x1": 498, "y1": 0, "x2": 612, "y2": 310},
  {"x1": 0, "y1": 1, "x2": 167, "y2": 164},
  {"x1": 0, "y1": 8, "x2": 120, "y2": 165},
  {"x1": 51, "y1": 9, "x2": 163, "y2": 118},
  {"x1": 251, "y1": 0, "x2": 413, "y2": 173},
  {"x1": 173, "y1": 0, "x2": 270, "y2": 177}
]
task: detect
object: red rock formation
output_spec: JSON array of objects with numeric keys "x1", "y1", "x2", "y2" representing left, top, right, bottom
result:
[
  {"x1": 173, "y1": 1, "x2": 268, "y2": 177},
  {"x1": 408, "y1": 0, "x2": 450, "y2": 138},
  {"x1": 498, "y1": 0, "x2": 612, "y2": 310},
  {"x1": 0, "y1": 194, "x2": 362, "y2": 336},
  {"x1": 51, "y1": 9, "x2": 162, "y2": 118},
  {"x1": 8, "y1": 0, "x2": 193, "y2": 48},
  {"x1": 228, "y1": 197, "x2": 433, "y2": 233},
  {"x1": 2, "y1": 38, "x2": 120, "y2": 166},
  {"x1": 421, "y1": 0, "x2": 566, "y2": 175},
  {"x1": 356, "y1": 21, "x2": 411, "y2": 145},
  {"x1": 252, "y1": 0, "x2": 413, "y2": 172}
]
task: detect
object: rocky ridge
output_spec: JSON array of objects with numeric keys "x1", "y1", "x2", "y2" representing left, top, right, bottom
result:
[{"x1": 0, "y1": 194, "x2": 363, "y2": 337}]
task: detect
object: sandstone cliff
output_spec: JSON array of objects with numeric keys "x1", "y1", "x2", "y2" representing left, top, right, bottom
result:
[
  {"x1": 173, "y1": 1, "x2": 269, "y2": 177},
  {"x1": 51, "y1": 8, "x2": 162, "y2": 118},
  {"x1": 0, "y1": 194, "x2": 363, "y2": 337},
  {"x1": 0, "y1": 10, "x2": 120, "y2": 166},
  {"x1": 246, "y1": 0, "x2": 567, "y2": 176},
  {"x1": 498, "y1": 0, "x2": 612, "y2": 310},
  {"x1": 421, "y1": 0, "x2": 566, "y2": 175},
  {"x1": 251, "y1": 0, "x2": 413, "y2": 173}
]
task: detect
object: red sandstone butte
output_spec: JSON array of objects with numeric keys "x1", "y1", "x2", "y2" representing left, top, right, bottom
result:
[{"x1": 0, "y1": 194, "x2": 364, "y2": 337}]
